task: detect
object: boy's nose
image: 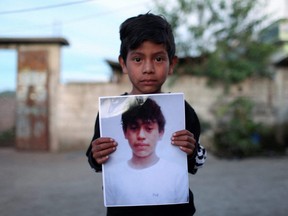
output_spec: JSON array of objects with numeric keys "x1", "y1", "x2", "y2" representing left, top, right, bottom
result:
[{"x1": 143, "y1": 60, "x2": 155, "y2": 74}]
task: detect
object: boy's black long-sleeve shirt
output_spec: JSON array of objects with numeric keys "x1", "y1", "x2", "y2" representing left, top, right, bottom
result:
[{"x1": 86, "y1": 99, "x2": 203, "y2": 216}]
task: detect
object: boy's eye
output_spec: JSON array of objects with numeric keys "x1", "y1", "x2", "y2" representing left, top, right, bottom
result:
[
  {"x1": 155, "y1": 56, "x2": 164, "y2": 62},
  {"x1": 132, "y1": 57, "x2": 141, "y2": 62}
]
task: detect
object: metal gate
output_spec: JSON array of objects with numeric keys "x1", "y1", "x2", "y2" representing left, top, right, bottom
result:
[{"x1": 16, "y1": 50, "x2": 49, "y2": 150}]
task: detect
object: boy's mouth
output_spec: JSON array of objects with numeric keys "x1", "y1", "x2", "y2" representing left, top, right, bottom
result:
[{"x1": 140, "y1": 79, "x2": 157, "y2": 85}]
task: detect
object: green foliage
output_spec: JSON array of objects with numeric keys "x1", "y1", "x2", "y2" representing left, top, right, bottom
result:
[
  {"x1": 213, "y1": 97, "x2": 261, "y2": 158},
  {"x1": 0, "y1": 91, "x2": 16, "y2": 97},
  {"x1": 198, "y1": 37, "x2": 276, "y2": 87},
  {"x1": 212, "y1": 97, "x2": 286, "y2": 158},
  {"x1": 154, "y1": 0, "x2": 278, "y2": 86},
  {"x1": 0, "y1": 128, "x2": 15, "y2": 147}
]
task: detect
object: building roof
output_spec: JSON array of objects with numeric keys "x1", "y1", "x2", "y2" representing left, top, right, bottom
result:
[
  {"x1": 106, "y1": 59, "x2": 122, "y2": 73},
  {"x1": 0, "y1": 37, "x2": 69, "y2": 46},
  {"x1": 275, "y1": 56, "x2": 288, "y2": 67}
]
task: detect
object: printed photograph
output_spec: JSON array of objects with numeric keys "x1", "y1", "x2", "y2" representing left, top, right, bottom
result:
[{"x1": 99, "y1": 93, "x2": 189, "y2": 207}]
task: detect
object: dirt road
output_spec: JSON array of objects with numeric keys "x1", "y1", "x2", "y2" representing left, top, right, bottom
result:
[{"x1": 0, "y1": 148, "x2": 287, "y2": 216}]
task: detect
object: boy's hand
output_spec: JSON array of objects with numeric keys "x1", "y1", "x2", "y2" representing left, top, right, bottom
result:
[
  {"x1": 171, "y1": 130, "x2": 196, "y2": 155},
  {"x1": 91, "y1": 137, "x2": 117, "y2": 164}
]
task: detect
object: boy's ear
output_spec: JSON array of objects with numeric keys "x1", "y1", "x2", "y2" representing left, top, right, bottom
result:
[
  {"x1": 168, "y1": 56, "x2": 178, "y2": 75},
  {"x1": 118, "y1": 56, "x2": 128, "y2": 74}
]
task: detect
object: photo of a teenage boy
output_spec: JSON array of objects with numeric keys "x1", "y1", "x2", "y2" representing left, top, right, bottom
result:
[{"x1": 104, "y1": 97, "x2": 188, "y2": 206}]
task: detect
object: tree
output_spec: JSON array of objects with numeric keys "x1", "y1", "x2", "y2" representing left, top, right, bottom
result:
[{"x1": 154, "y1": 0, "x2": 278, "y2": 86}]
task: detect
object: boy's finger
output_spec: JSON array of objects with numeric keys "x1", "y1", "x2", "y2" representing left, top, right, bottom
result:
[
  {"x1": 92, "y1": 140, "x2": 117, "y2": 152},
  {"x1": 92, "y1": 138, "x2": 115, "y2": 146},
  {"x1": 171, "y1": 135, "x2": 195, "y2": 144},
  {"x1": 96, "y1": 155, "x2": 109, "y2": 164},
  {"x1": 180, "y1": 146, "x2": 194, "y2": 155},
  {"x1": 172, "y1": 130, "x2": 194, "y2": 138},
  {"x1": 93, "y1": 146, "x2": 116, "y2": 158}
]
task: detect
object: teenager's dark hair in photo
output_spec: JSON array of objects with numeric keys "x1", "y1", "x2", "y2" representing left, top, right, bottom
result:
[{"x1": 121, "y1": 98, "x2": 166, "y2": 133}]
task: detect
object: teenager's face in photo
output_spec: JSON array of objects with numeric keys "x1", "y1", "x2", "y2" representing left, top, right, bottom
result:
[
  {"x1": 119, "y1": 41, "x2": 177, "y2": 95},
  {"x1": 124, "y1": 119, "x2": 163, "y2": 158}
]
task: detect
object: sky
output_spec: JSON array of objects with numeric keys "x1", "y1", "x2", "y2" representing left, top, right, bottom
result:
[
  {"x1": 0, "y1": 0, "x2": 155, "y2": 92},
  {"x1": 0, "y1": 0, "x2": 287, "y2": 92}
]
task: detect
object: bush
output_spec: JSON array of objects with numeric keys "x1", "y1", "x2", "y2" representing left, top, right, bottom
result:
[
  {"x1": 212, "y1": 97, "x2": 285, "y2": 158},
  {"x1": 213, "y1": 118, "x2": 261, "y2": 158},
  {"x1": 0, "y1": 128, "x2": 15, "y2": 147}
]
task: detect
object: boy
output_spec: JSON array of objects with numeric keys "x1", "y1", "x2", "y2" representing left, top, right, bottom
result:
[
  {"x1": 105, "y1": 97, "x2": 189, "y2": 206},
  {"x1": 86, "y1": 13, "x2": 206, "y2": 216}
]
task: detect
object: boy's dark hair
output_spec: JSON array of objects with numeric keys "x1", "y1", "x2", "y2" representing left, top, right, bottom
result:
[
  {"x1": 119, "y1": 13, "x2": 176, "y2": 63},
  {"x1": 122, "y1": 98, "x2": 166, "y2": 133}
]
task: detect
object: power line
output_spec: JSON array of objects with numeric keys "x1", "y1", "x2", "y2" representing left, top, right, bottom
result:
[
  {"x1": 60, "y1": 1, "x2": 151, "y2": 25},
  {"x1": 0, "y1": 1, "x2": 152, "y2": 35},
  {"x1": 0, "y1": 0, "x2": 96, "y2": 15}
]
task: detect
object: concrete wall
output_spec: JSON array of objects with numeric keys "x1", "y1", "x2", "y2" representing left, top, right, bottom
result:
[
  {"x1": 1, "y1": 69, "x2": 286, "y2": 151},
  {"x1": 57, "y1": 76, "x2": 132, "y2": 151},
  {"x1": 56, "y1": 73, "x2": 279, "y2": 151},
  {"x1": 0, "y1": 94, "x2": 16, "y2": 132},
  {"x1": 275, "y1": 67, "x2": 288, "y2": 123}
]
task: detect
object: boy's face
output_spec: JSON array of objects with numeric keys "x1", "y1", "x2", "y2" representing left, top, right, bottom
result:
[
  {"x1": 119, "y1": 41, "x2": 177, "y2": 95},
  {"x1": 124, "y1": 119, "x2": 164, "y2": 158}
]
